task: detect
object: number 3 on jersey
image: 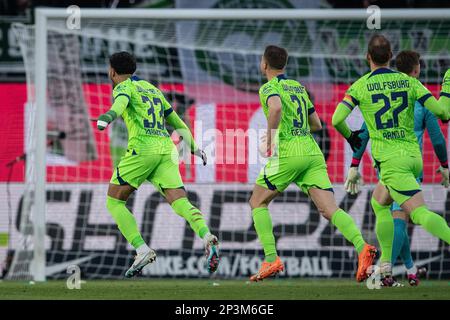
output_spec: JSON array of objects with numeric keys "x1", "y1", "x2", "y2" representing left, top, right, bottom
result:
[
  {"x1": 291, "y1": 95, "x2": 307, "y2": 128},
  {"x1": 142, "y1": 96, "x2": 164, "y2": 130}
]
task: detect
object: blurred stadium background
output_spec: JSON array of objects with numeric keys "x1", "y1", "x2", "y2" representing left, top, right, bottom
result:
[{"x1": 0, "y1": 0, "x2": 449, "y2": 284}]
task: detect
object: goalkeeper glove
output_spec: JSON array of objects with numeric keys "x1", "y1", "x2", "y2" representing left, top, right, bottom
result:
[
  {"x1": 437, "y1": 165, "x2": 449, "y2": 188},
  {"x1": 345, "y1": 129, "x2": 364, "y2": 153},
  {"x1": 192, "y1": 149, "x2": 207, "y2": 166},
  {"x1": 344, "y1": 166, "x2": 363, "y2": 195}
]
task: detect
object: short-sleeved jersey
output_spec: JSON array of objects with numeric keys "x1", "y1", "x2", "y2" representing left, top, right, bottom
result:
[
  {"x1": 259, "y1": 74, "x2": 322, "y2": 157},
  {"x1": 354, "y1": 101, "x2": 447, "y2": 163},
  {"x1": 345, "y1": 68, "x2": 432, "y2": 161},
  {"x1": 441, "y1": 69, "x2": 450, "y2": 97},
  {"x1": 112, "y1": 76, "x2": 175, "y2": 154}
]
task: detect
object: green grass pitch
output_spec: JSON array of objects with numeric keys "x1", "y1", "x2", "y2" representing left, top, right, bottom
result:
[{"x1": 0, "y1": 278, "x2": 449, "y2": 300}]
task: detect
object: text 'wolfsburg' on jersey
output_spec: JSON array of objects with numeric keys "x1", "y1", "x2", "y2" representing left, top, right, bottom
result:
[
  {"x1": 259, "y1": 74, "x2": 322, "y2": 157},
  {"x1": 344, "y1": 68, "x2": 433, "y2": 162},
  {"x1": 112, "y1": 76, "x2": 175, "y2": 154}
]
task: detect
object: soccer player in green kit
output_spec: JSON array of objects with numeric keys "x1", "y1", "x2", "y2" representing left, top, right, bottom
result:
[
  {"x1": 96, "y1": 52, "x2": 220, "y2": 278},
  {"x1": 345, "y1": 51, "x2": 448, "y2": 286},
  {"x1": 332, "y1": 34, "x2": 450, "y2": 286},
  {"x1": 249, "y1": 45, "x2": 377, "y2": 282},
  {"x1": 442, "y1": 69, "x2": 450, "y2": 104}
]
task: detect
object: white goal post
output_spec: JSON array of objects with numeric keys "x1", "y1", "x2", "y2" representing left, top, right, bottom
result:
[{"x1": 15, "y1": 7, "x2": 450, "y2": 281}]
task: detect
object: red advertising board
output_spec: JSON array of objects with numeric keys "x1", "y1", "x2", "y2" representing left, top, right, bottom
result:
[{"x1": 0, "y1": 83, "x2": 445, "y2": 184}]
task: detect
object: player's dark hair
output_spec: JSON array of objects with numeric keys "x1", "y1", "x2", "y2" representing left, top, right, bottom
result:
[
  {"x1": 263, "y1": 45, "x2": 288, "y2": 70},
  {"x1": 395, "y1": 50, "x2": 420, "y2": 75},
  {"x1": 367, "y1": 34, "x2": 392, "y2": 65},
  {"x1": 109, "y1": 51, "x2": 137, "y2": 75}
]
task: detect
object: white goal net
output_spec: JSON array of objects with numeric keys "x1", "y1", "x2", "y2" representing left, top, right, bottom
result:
[{"x1": 3, "y1": 8, "x2": 450, "y2": 280}]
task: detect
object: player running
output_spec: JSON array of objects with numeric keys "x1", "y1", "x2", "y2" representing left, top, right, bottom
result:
[
  {"x1": 249, "y1": 45, "x2": 377, "y2": 282},
  {"x1": 332, "y1": 35, "x2": 450, "y2": 286},
  {"x1": 96, "y1": 52, "x2": 219, "y2": 278},
  {"x1": 344, "y1": 50, "x2": 448, "y2": 286}
]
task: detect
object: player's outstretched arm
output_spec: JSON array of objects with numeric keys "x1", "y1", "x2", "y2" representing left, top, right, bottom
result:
[
  {"x1": 96, "y1": 95, "x2": 129, "y2": 130},
  {"x1": 424, "y1": 109, "x2": 449, "y2": 187},
  {"x1": 417, "y1": 74, "x2": 449, "y2": 121},
  {"x1": 332, "y1": 102, "x2": 365, "y2": 153},
  {"x1": 165, "y1": 110, "x2": 207, "y2": 165},
  {"x1": 165, "y1": 110, "x2": 197, "y2": 151},
  {"x1": 422, "y1": 95, "x2": 449, "y2": 121},
  {"x1": 425, "y1": 109, "x2": 448, "y2": 166}
]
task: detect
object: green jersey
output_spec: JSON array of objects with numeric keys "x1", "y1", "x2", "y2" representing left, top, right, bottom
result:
[
  {"x1": 442, "y1": 69, "x2": 450, "y2": 97},
  {"x1": 259, "y1": 74, "x2": 322, "y2": 157},
  {"x1": 112, "y1": 76, "x2": 175, "y2": 154},
  {"x1": 344, "y1": 68, "x2": 432, "y2": 162}
]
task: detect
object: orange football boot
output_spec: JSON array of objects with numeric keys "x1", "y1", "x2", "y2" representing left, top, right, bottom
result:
[
  {"x1": 250, "y1": 256, "x2": 284, "y2": 282},
  {"x1": 356, "y1": 244, "x2": 377, "y2": 282}
]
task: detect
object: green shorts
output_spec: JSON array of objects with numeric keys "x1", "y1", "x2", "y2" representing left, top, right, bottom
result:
[
  {"x1": 256, "y1": 155, "x2": 333, "y2": 194},
  {"x1": 110, "y1": 148, "x2": 183, "y2": 193},
  {"x1": 376, "y1": 155, "x2": 423, "y2": 206}
]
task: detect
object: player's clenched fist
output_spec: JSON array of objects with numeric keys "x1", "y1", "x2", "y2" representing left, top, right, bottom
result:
[
  {"x1": 344, "y1": 166, "x2": 363, "y2": 195},
  {"x1": 437, "y1": 166, "x2": 450, "y2": 188}
]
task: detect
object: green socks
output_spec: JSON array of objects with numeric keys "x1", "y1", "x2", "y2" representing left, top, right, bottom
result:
[
  {"x1": 253, "y1": 207, "x2": 368, "y2": 262},
  {"x1": 106, "y1": 196, "x2": 145, "y2": 249},
  {"x1": 371, "y1": 197, "x2": 394, "y2": 263},
  {"x1": 107, "y1": 195, "x2": 211, "y2": 250},
  {"x1": 252, "y1": 207, "x2": 277, "y2": 262},
  {"x1": 171, "y1": 197, "x2": 210, "y2": 238},
  {"x1": 410, "y1": 206, "x2": 450, "y2": 244},
  {"x1": 331, "y1": 209, "x2": 366, "y2": 254}
]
